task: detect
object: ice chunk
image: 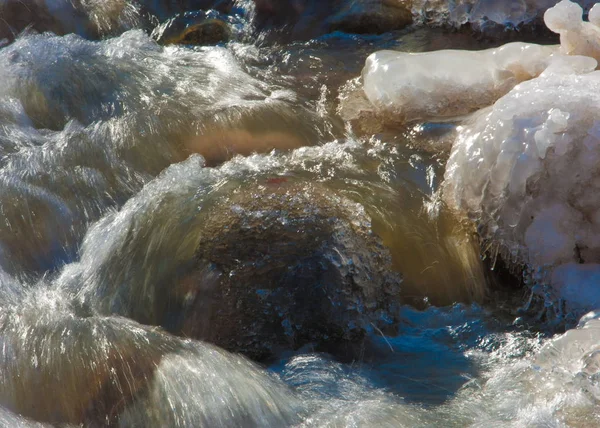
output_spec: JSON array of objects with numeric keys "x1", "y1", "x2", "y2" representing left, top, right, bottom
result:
[
  {"x1": 443, "y1": 61, "x2": 600, "y2": 311},
  {"x1": 545, "y1": 0, "x2": 600, "y2": 63},
  {"x1": 362, "y1": 42, "x2": 558, "y2": 122}
]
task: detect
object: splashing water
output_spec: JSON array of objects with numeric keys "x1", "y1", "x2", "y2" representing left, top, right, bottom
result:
[{"x1": 2, "y1": 0, "x2": 600, "y2": 427}]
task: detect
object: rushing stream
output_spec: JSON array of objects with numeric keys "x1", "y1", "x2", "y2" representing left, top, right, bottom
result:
[{"x1": 2, "y1": 0, "x2": 600, "y2": 427}]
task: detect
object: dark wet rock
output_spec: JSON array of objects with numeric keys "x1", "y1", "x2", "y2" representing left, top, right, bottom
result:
[
  {"x1": 151, "y1": 11, "x2": 231, "y2": 45},
  {"x1": 0, "y1": 0, "x2": 76, "y2": 41},
  {"x1": 253, "y1": 0, "x2": 412, "y2": 39},
  {"x1": 0, "y1": 0, "x2": 142, "y2": 42},
  {"x1": 171, "y1": 180, "x2": 402, "y2": 361},
  {"x1": 140, "y1": 0, "x2": 234, "y2": 19},
  {"x1": 0, "y1": 0, "x2": 233, "y2": 43},
  {"x1": 327, "y1": 0, "x2": 413, "y2": 34}
]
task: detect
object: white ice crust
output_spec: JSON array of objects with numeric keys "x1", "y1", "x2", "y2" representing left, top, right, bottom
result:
[
  {"x1": 441, "y1": 0, "x2": 600, "y2": 312},
  {"x1": 362, "y1": 43, "x2": 558, "y2": 122},
  {"x1": 411, "y1": 0, "x2": 597, "y2": 30},
  {"x1": 362, "y1": 0, "x2": 600, "y2": 312}
]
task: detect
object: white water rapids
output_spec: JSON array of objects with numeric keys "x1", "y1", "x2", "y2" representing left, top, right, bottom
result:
[{"x1": 1, "y1": 1, "x2": 600, "y2": 427}]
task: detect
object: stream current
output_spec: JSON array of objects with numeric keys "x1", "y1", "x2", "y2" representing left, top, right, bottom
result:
[{"x1": 1, "y1": 1, "x2": 599, "y2": 427}]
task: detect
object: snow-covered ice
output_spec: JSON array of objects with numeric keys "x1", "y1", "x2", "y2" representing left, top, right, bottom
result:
[
  {"x1": 362, "y1": 42, "x2": 558, "y2": 122},
  {"x1": 411, "y1": 0, "x2": 598, "y2": 30}
]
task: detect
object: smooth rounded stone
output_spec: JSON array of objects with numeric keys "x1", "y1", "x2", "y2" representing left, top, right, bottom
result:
[
  {"x1": 151, "y1": 11, "x2": 231, "y2": 46},
  {"x1": 175, "y1": 180, "x2": 402, "y2": 361},
  {"x1": 327, "y1": 0, "x2": 413, "y2": 34},
  {"x1": 0, "y1": 289, "x2": 180, "y2": 426},
  {"x1": 119, "y1": 345, "x2": 303, "y2": 427}
]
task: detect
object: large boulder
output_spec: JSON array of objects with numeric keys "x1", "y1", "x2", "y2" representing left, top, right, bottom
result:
[
  {"x1": 174, "y1": 180, "x2": 403, "y2": 360},
  {"x1": 66, "y1": 170, "x2": 403, "y2": 362},
  {"x1": 0, "y1": 290, "x2": 179, "y2": 425}
]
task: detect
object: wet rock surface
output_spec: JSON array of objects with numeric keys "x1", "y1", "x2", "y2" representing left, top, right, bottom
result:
[
  {"x1": 151, "y1": 11, "x2": 231, "y2": 45},
  {"x1": 328, "y1": 0, "x2": 413, "y2": 34},
  {"x1": 0, "y1": 0, "x2": 233, "y2": 42},
  {"x1": 254, "y1": 0, "x2": 412, "y2": 39},
  {"x1": 0, "y1": 0, "x2": 142, "y2": 41},
  {"x1": 173, "y1": 180, "x2": 402, "y2": 361}
]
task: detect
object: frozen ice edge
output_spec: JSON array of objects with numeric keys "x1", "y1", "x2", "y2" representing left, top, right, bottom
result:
[{"x1": 362, "y1": 0, "x2": 600, "y2": 316}]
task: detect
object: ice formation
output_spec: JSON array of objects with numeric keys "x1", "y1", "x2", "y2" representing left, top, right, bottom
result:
[
  {"x1": 435, "y1": 0, "x2": 600, "y2": 312},
  {"x1": 442, "y1": 54, "x2": 600, "y2": 311},
  {"x1": 410, "y1": 0, "x2": 597, "y2": 30},
  {"x1": 545, "y1": 0, "x2": 600, "y2": 62},
  {"x1": 362, "y1": 42, "x2": 558, "y2": 122}
]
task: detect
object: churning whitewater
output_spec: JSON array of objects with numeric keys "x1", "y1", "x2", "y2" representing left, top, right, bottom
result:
[{"x1": 1, "y1": 0, "x2": 600, "y2": 427}]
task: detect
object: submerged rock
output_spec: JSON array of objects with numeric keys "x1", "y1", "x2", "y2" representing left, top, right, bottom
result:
[
  {"x1": 176, "y1": 180, "x2": 402, "y2": 360},
  {"x1": 253, "y1": 0, "x2": 412, "y2": 38},
  {"x1": 151, "y1": 11, "x2": 231, "y2": 46},
  {"x1": 64, "y1": 162, "x2": 403, "y2": 362},
  {"x1": 0, "y1": 289, "x2": 179, "y2": 425},
  {"x1": 0, "y1": 287, "x2": 302, "y2": 426},
  {"x1": 327, "y1": 0, "x2": 413, "y2": 34}
]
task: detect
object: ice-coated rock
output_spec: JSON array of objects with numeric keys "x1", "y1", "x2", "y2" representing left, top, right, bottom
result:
[
  {"x1": 545, "y1": 0, "x2": 600, "y2": 63},
  {"x1": 362, "y1": 42, "x2": 558, "y2": 122},
  {"x1": 443, "y1": 58, "x2": 600, "y2": 312},
  {"x1": 411, "y1": 0, "x2": 597, "y2": 31},
  {"x1": 151, "y1": 11, "x2": 232, "y2": 46}
]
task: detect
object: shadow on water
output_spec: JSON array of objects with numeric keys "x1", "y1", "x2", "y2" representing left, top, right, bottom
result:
[{"x1": 272, "y1": 303, "x2": 514, "y2": 408}]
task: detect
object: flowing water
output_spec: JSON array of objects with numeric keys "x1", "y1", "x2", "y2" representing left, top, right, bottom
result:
[{"x1": 1, "y1": 1, "x2": 599, "y2": 427}]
